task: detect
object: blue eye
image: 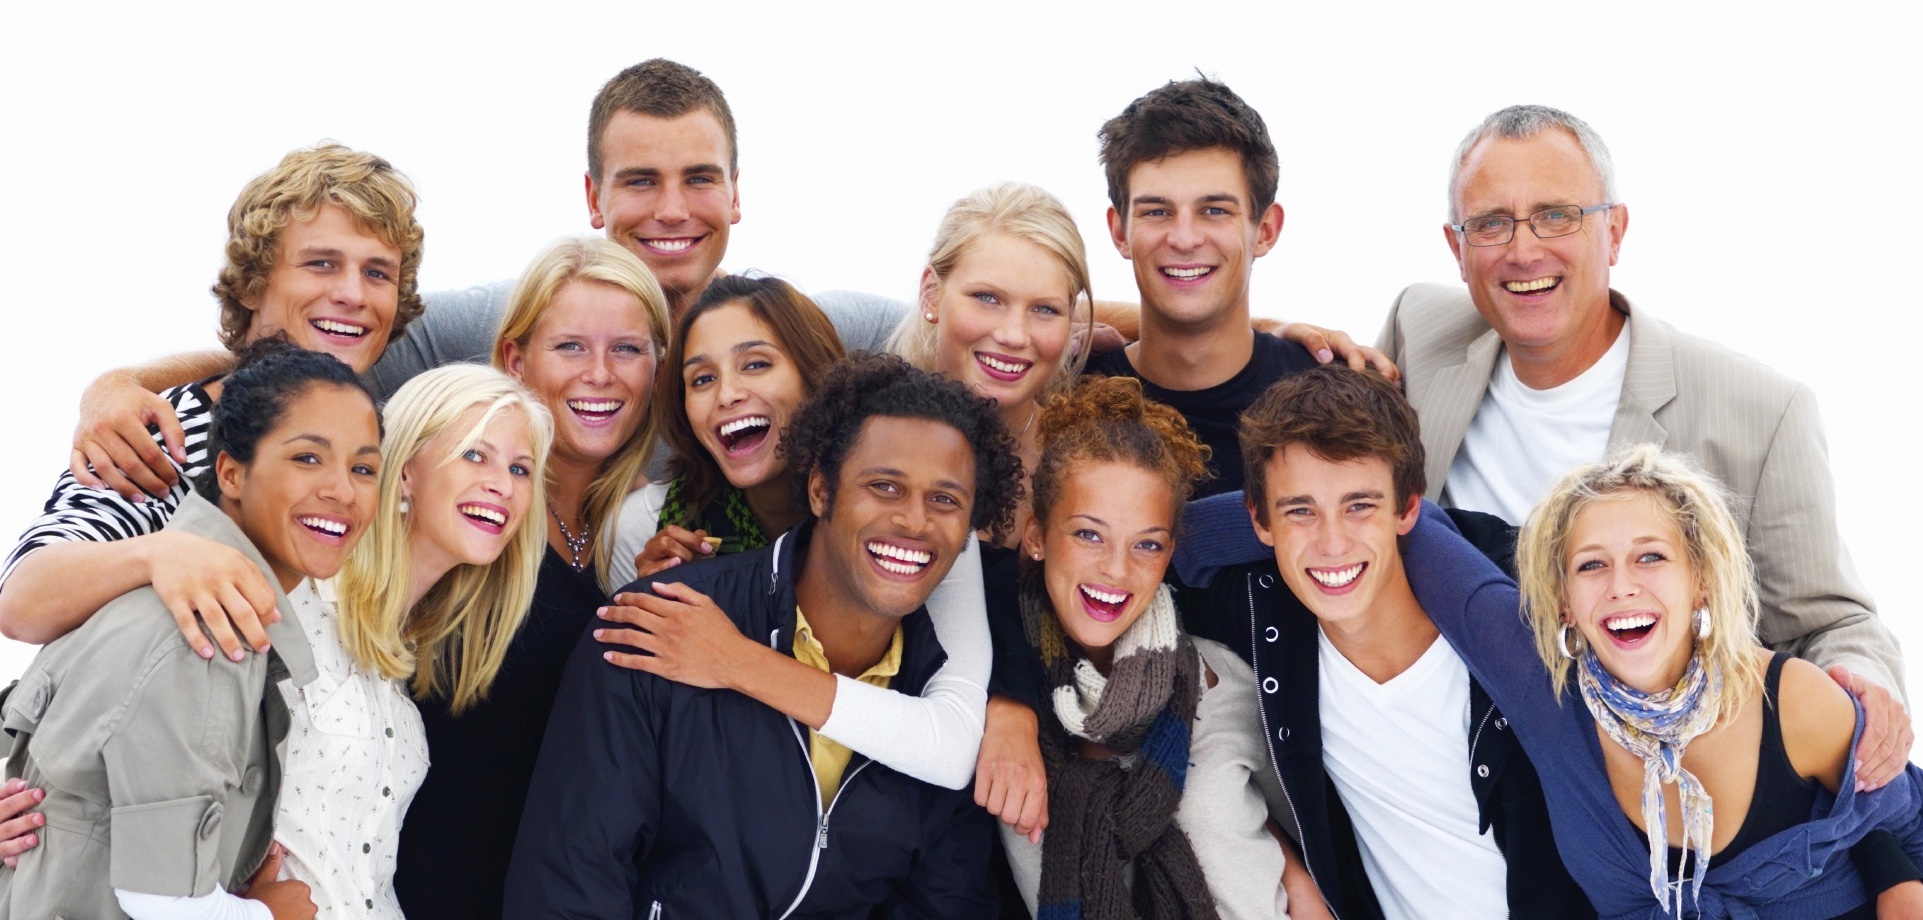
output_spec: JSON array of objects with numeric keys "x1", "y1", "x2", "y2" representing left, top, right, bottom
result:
[
  {"x1": 462, "y1": 448, "x2": 485, "y2": 463},
  {"x1": 509, "y1": 462, "x2": 531, "y2": 477}
]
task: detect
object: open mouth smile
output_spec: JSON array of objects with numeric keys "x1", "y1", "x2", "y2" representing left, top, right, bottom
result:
[
  {"x1": 459, "y1": 502, "x2": 510, "y2": 534},
  {"x1": 311, "y1": 318, "x2": 370, "y2": 339},
  {"x1": 566, "y1": 398, "x2": 625, "y2": 424},
  {"x1": 1503, "y1": 276, "x2": 1560, "y2": 295},
  {"x1": 1078, "y1": 584, "x2": 1131, "y2": 623},
  {"x1": 974, "y1": 352, "x2": 1033, "y2": 382},
  {"x1": 641, "y1": 236, "x2": 701, "y2": 255},
  {"x1": 1160, "y1": 265, "x2": 1214, "y2": 284},
  {"x1": 1307, "y1": 562, "x2": 1365, "y2": 593},
  {"x1": 717, "y1": 415, "x2": 772, "y2": 454},
  {"x1": 867, "y1": 540, "x2": 933, "y2": 577},
  {"x1": 1603, "y1": 613, "x2": 1658, "y2": 645},
  {"x1": 297, "y1": 514, "x2": 352, "y2": 543}
]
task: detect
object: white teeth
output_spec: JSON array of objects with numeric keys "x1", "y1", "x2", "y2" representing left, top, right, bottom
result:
[
  {"x1": 1504, "y1": 277, "x2": 1559, "y2": 293},
  {"x1": 1309, "y1": 563, "x2": 1364, "y2": 588},
  {"x1": 1079, "y1": 585, "x2": 1128, "y2": 605},
  {"x1": 1606, "y1": 614, "x2": 1657, "y2": 632},
  {"x1": 977, "y1": 354, "x2": 1031, "y2": 374},
  {"x1": 567, "y1": 399, "x2": 623, "y2": 414},
  {"x1": 459, "y1": 504, "x2": 505, "y2": 526},
  {"x1": 646, "y1": 238, "x2": 694, "y2": 252},
  {"x1": 1163, "y1": 267, "x2": 1211, "y2": 279},
  {"x1": 298, "y1": 516, "x2": 347, "y2": 536},
  {"x1": 312, "y1": 319, "x2": 368, "y2": 336},
  {"x1": 867, "y1": 541, "x2": 932, "y2": 574},
  {"x1": 720, "y1": 416, "x2": 770, "y2": 437}
]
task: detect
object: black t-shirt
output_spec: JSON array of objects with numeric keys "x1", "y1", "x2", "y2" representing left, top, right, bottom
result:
[{"x1": 1083, "y1": 331, "x2": 1318, "y2": 498}]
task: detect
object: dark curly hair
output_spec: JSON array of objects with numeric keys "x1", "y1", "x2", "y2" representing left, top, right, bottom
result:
[
  {"x1": 1030, "y1": 375, "x2": 1210, "y2": 528},
  {"x1": 196, "y1": 335, "x2": 379, "y2": 498},
  {"x1": 783, "y1": 352, "x2": 1024, "y2": 542},
  {"x1": 1098, "y1": 74, "x2": 1279, "y2": 222}
]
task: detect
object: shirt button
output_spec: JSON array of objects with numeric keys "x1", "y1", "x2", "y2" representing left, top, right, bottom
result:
[
  {"x1": 385, "y1": 727, "x2": 394, "y2": 738},
  {"x1": 366, "y1": 900, "x2": 374, "y2": 909},
  {"x1": 1276, "y1": 726, "x2": 1290, "y2": 742},
  {"x1": 363, "y1": 842, "x2": 372, "y2": 854},
  {"x1": 1262, "y1": 677, "x2": 1279, "y2": 694},
  {"x1": 1257, "y1": 574, "x2": 1275, "y2": 589},
  {"x1": 1476, "y1": 764, "x2": 1490, "y2": 778},
  {"x1": 1495, "y1": 717, "x2": 1508, "y2": 731},
  {"x1": 1264, "y1": 627, "x2": 1280, "y2": 644},
  {"x1": 382, "y1": 786, "x2": 392, "y2": 797}
]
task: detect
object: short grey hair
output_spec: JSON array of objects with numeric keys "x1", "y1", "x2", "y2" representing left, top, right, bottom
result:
[{"x1": 1447, "y1": 104, "x2": 1618, "y2": 221}]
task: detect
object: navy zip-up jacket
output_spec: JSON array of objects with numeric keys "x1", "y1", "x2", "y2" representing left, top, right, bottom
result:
[{"x1": 504, "y1": 521, "x2": 997, "y2": 919}]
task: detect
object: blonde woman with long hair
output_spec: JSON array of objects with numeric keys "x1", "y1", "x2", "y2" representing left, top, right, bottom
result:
[
  {"x1": 1409, "y1": 445, "x2": 1923, "y2": 919},
  {"x1": 396, "y1": 237, "x2": 671, "y2": 920}
]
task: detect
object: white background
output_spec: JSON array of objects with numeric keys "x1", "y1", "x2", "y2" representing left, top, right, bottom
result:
[{"x1": 3, "y1": 2, "x2": 1917, "y2": 742}]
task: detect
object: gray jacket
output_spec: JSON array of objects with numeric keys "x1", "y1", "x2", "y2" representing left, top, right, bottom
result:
[{"x1": 0, "y1": 492, "x2": 317, "y2": 918}]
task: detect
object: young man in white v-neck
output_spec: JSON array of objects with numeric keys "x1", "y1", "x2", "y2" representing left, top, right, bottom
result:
[{"x1": 1218, "y1": 364, "x2": 1588, "y2": 919}]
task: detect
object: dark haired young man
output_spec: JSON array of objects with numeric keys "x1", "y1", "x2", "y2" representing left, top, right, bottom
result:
[
  {"x1": 1083, "y1": 76, "x2": 1321, "y2": 498},
  {"x1": 1185, "y1": 365, "x2": 1589, "y2": 920},
  {"x1": 505, "y1": 354, "x2": 1021, "y2": 918}
]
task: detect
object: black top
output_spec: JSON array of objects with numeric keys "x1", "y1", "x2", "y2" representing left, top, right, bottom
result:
[
  {"x1": 1661, "y1": 651, "x2": 1893, "y2": 920},
  {"x1": 394, "y1": 548, "x2": 607, "y2": 920},
  {"x1": 1083, "y1": 331, "x2": 1318, "y2": 498}
]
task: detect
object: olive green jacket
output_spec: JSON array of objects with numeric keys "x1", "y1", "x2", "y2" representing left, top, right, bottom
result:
[{"x1": 0, "y1": 492, "x2": 317, "y2": 918}]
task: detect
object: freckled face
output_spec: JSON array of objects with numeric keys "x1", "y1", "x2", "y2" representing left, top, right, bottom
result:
[{"x1": 1022, "y1": 461, "x2": 1176, "y2": 672}]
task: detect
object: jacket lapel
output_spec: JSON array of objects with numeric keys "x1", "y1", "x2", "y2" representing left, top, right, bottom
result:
[
  {"x1": 1420, "y1": 328, "x2": 1504, "y2": 502},
  {"x1": 1605, "y1": 292, "x2": 1674, "y2": 452}
]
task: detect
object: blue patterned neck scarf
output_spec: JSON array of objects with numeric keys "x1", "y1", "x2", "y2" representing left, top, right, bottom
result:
[{"x1": 1576, "y1": 651, "x2": 1722, "y2": 915}]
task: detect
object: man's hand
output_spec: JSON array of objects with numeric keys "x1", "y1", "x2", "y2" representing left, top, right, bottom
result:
[
  {"x1": 0, "y1": 779, "x2": 45, "y2": 868},
  {"x1": 597, "y1": 582, "x2": 751, "y2": 690},
  {"x1": 975, "y1": 695, "x2": 1047, "y2": 843},
  {"x1": 71, "y1": 370, "x2": 187, "y2": 501},
  {"x1": 240, "y1": 844, "x2": 317, "y2": 919},
  {"x1": 147, "y1": 531, "x2": 282, "y2": 662},
  {"x1": 1830, "y1": 665, "x2": 1914, "y2": 790},
  {"x1": 634, "y1": 525, "x2": 716, "y2": 579},
  {"x1": 1274, "y1": 322, "x2": 1401, "y2": 382}
]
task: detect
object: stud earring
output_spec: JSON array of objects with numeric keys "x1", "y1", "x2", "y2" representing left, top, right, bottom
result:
[
  {"x1": 923, "y1": 311, "x2": 937, "y2": 322},
  {"x1": 398, "y1": 498, "x2": 411, "y2": 515},
  {"x1": 1694, "y1": 606, "x2": 1711, "y2": 640},
  {"x1": 1558, "y1": 623, "x2": 1584, "y2": 660}
]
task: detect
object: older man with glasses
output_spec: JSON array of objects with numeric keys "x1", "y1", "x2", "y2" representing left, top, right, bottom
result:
[{"x1": 1377, "y1": 104, "x2": 1913, "y2": 786}]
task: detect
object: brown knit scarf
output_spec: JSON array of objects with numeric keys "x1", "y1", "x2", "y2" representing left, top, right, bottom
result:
[{"x1": 1022, "y1": 563, "x2": 1218, "y2": 920}]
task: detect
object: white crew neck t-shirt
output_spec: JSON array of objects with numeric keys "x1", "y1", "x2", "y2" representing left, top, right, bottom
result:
[
  {"x1": 1317, "y1": 628, "x2": 1506, "y2": 920},
  {"x1": 1444, "y1": 323, "x2": 1631, "y2": 524}
]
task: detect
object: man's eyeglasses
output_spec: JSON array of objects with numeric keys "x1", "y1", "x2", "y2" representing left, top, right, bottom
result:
[{"x1": 1450, "y1": 203, "x2": 1617, "y2": 247}]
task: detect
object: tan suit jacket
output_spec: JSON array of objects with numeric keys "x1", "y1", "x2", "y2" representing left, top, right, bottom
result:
[
  {"x1": 1379, "y1": 282, "x2": 1903, "y2": 697},
  {"x1": 0, "y1": 493, "x2": 318, "y2": 918}
]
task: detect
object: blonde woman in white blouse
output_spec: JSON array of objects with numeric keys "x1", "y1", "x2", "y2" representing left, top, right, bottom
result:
[{"x1": 263, "y1": 364, "x2": 549, "y2": 918}]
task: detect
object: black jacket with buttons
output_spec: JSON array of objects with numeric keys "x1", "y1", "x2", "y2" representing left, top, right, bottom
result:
[{"x1": 1181, "y1": 508, "x2": 1592, "y2": 920}]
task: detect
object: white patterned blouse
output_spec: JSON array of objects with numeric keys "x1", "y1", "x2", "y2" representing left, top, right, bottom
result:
[{"x1": 274, "y1": 580, "x2": 430, "y2": 918}]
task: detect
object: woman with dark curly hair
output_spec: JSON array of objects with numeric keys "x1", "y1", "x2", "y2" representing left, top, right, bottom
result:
[{"x1": 1002, "y1": 374, "x2": 1289, "y2": 919}]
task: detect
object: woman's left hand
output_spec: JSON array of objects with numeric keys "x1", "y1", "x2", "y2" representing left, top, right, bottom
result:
[
  {"x1": 976, "y1": 694, "x2": 1048, "y2": 844},
  {"x1": 597, "y1": 583, "x2": 751, "y2": 690}
]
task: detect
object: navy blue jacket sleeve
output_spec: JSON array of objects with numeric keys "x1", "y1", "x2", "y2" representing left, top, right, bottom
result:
[{"x1": 504, "y1": 624, "x2": 661, "y2": 917}]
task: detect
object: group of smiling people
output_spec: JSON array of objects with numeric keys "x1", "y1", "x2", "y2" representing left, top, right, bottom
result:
[{"x1": 0, "y1": 57, "x2": 1917, "y2": 920}]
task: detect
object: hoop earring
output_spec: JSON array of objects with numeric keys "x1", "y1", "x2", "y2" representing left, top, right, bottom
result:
[
  {"x1": 1558, "y1": 623, "x2": 1584, "y2": 660},
  {"x1": 1694, "y1": 606, "x2": 1711, "y2": 640}
]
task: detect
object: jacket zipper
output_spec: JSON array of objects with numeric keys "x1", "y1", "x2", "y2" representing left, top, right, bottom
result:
[
  {"x1": 1467, "y1": 701, "x2": 1494, "y2": 767},
  {"x1": 770, "y1": 613, "x2": 879, "y2": 920},
  {"x1": 1248, "y1": 573, "x2": 1342, "y2": 920},
  {"x1": 648, "y1": 901, "x2": 662, "y2": 919}
]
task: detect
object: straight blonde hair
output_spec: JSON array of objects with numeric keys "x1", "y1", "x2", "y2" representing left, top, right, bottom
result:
[
  {"x1": 335, "y1": 364, "x2": 555, "y2": 713},
  {"x1": 887, "y1": 182, "x2": 1092, "y2": 403},
  {"x1": 1515, "y1": 444, "x2": 1764, "y2": 725},
  {"x1": 491, "y1": 238, "x2": 672, "y2": 587}
]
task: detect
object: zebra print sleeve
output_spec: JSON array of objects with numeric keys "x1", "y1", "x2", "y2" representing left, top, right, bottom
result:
[{"x1": 0, "y1": 383, "x2": 214, "y2": 590}]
